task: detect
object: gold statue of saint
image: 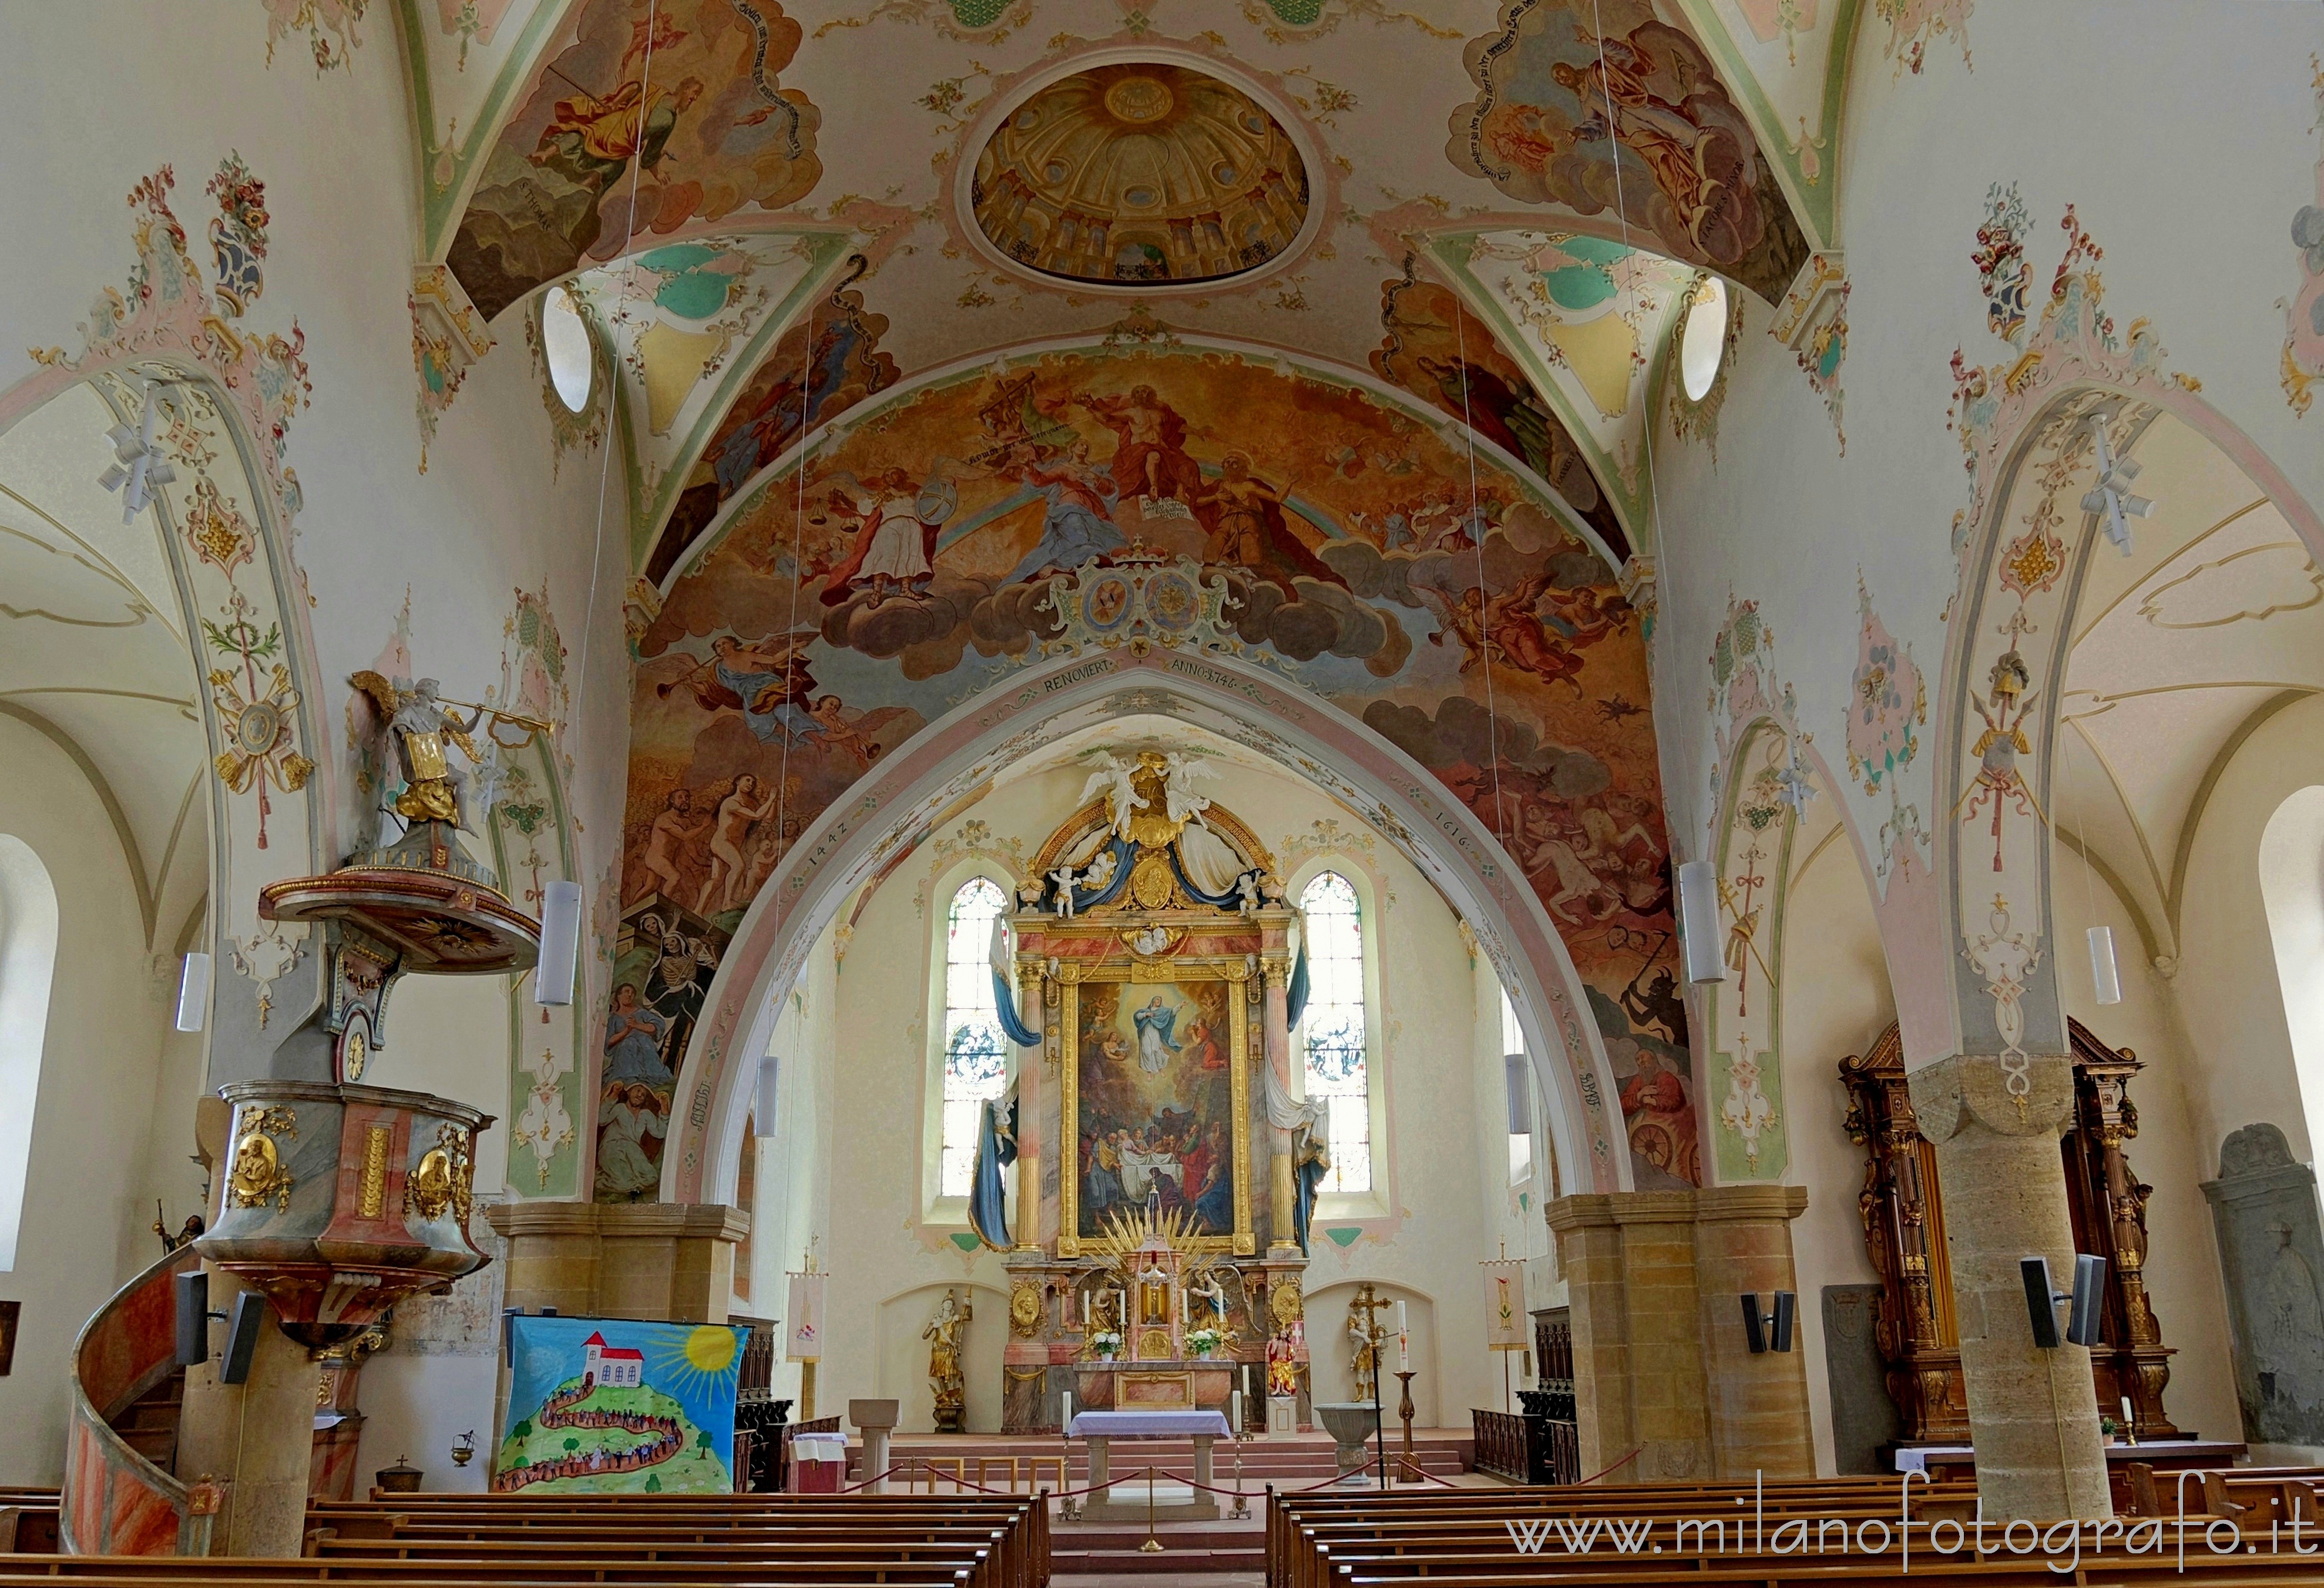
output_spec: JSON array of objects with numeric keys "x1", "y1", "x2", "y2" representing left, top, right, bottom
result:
[{"x1": 924, "y1": 1289, "x2": 973, "y2": 1433}]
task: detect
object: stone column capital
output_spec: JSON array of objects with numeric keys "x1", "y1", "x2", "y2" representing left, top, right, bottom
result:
[{"x1": 1906, "y1": 1050, "x2": 2077, "y2": 1142}]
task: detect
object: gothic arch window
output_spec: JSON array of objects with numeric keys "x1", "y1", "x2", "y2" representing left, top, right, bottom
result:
[
  {"x1": 1298, "y1": 869, "x2": 1374, "y2": 1196},
  {"x1": 0, "y1": 835, "x2": 59, "y2": 1270},
  {"x1": 936, "y1": 875, "x2": 1011, "y2": 1200}
]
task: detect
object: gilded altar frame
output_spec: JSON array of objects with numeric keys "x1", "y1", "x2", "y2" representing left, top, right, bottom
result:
[{"x1": 1055, "y1": 944, "x2": 1256, "y2": 1258}]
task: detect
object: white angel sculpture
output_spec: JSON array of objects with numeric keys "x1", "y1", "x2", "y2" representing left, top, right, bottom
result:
[
  {"x1": 1079, "y1": 751, "x2": 1148, "y2": 839},
  {"x1": 1158, "y1": 751, "x2": 1220, "y2": 825}
]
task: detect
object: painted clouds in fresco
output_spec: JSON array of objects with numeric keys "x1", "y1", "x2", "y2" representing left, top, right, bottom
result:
[
  {"x1": 1371, "y1": 271, "x2": 1628, "y2": 561},
  {"x1": 448, "y1": 0, "x2": 822, "y2": 321},
  {"x1": 621, "y1": 350, "x2": 1699, "y2": 1189}
]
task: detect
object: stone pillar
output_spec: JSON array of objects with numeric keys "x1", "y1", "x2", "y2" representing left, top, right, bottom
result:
[
  {"x1": 1262, "y1": 954, "x2": 1297, "y2": 1253},
  {"x1": 1694, "y1": 1186, "x2": 1814, "y2": 1478},
  {"x1": 1547, "y1": 1189, "x2": 1815, "y2": 1483},
  {"x1": 1547, "y1": 1193, "x2": 1710, "y2": 1480},
  {"x1": 488, "y1": 1202, "x2": 750, "y2": 1322},
  {"x1": 174, "y1": 1274, "x2": 321, "y2": 1557},
  {"x1": 1013, "y1": 962, "x2": 1043, "y2": 1250},
  {"x1": 1908, "y1": 1053, "x2": 2109, "y2": 1520},
  {"x1": 1547, "y1": 1196, "x2": 1637, "y2": 1479}
]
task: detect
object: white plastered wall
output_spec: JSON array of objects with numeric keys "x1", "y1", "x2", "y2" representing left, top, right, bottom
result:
[
  {"x1": 0, "y1": 719, "x2": 203, "y2": 1482},
  {"x1": 2051, "y1": 857, "x2": 2242, "y2": 1447},
  {"x1": 1773, "y1": 808, "x2": 1893, "y2": 1476}
]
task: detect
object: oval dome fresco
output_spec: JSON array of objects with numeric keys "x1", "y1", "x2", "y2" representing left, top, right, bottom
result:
[{"x1": 971, "y1": 63, "x2": 1309, "y2": 288}]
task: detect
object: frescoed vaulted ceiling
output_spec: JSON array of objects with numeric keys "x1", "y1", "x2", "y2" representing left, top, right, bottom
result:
[{"x1": 387, "y1": 0, "x2": 1859, "y2": 577}]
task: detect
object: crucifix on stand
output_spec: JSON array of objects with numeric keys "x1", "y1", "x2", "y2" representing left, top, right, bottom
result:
[{"x1": 1348, "y1": 1283, "x2": 1393, "y2": 1489}]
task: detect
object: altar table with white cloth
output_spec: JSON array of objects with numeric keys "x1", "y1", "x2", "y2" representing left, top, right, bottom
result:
[{"x1": 1068, "y1": 1409, "x2": 1234, "y2": 1520}]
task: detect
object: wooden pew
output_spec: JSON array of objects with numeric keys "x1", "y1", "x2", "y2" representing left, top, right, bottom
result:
[
  {"x1": 304, "y1": 1489, "x2": 1048, "y2": 1588},
  {"x1": 1270, "y1": 1471, "x2": 2324, "y2": 1588}
]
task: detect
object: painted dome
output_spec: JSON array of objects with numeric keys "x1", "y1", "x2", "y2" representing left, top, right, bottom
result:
[{"x1": 971, "y1": 64, "x2": 1309, "y2": 288}]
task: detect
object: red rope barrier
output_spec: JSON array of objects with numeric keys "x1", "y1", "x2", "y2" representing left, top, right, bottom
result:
[{"x1": 1577, "y1": 1446, "x2": 1643, "y2": 1485}]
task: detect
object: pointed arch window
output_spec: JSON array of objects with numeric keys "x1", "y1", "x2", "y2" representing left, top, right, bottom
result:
[
  {"x1": 1298, "y1": 870, "x2": 1371, "y2": 1194},
  {"x1": 938, "y1": 877, "x2": 1010, "y2": 1198}
]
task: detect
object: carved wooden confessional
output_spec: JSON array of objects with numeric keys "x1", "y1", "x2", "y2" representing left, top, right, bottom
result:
[{"x1": 1839, "y1": 1018, "x2": 2179, "y2": 1445}]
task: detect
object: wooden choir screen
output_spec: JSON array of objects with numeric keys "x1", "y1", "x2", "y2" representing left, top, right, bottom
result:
[{"x1": 1839, "y1": 1019, "x2": 2180, "y2": 1446}]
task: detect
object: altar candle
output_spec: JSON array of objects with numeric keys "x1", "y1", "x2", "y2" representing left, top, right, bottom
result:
[
  {"x1": 1231, "y1": 1389, "x2": 1243, "y2": 1433},
  {"x1": 2120, "y1": 1396, "x2": 2134, "y2": 1439},
  {"x1": 1062, "y1": 1391, "x2": 1074, "y2": 1433},
  {"x1": 1395, "y1": 1301, "x2": 1409, "y2": 1372}
]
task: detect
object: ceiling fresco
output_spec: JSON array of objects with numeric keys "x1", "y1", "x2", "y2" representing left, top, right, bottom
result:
[
  {"x1": 617, "y1": 345, "x2": 1698, "y2": 1193},
  {"x1": 363, "y1": 0, "x2": 1880, "y2": 1196},
  {"x1": 1431, "y1": 227, "x2": 1703, "y2": 543},
  {"x1": 391, "y1": 0, "x2": 1849, "y2": 579},
  {"x1": 970, "y1": 62, "x2": 1311, "y2": 288},
  {"x1": 1446, "y1": 0, "x2": 1812, "y2": 302},
  {"x1": 557, "y1": 228, "x2": 855, "y2": 555},
  {"x1": 444, "y1": 0, "x2": 824, "y2": 322}
]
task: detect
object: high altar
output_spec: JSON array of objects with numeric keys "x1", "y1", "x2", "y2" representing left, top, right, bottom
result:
[{"x1": 992, "y1": 750, "x2": 1317, "y2": 1432}]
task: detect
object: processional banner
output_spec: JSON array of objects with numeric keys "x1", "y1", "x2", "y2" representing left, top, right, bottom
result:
[
  {"x1": 493, "y1": 1315, "x2": 743, "y2": 1494},
  {"x1": 786, "y1": 1270, "x2": 825, "y2": 1361},
  {"x1": 1482, "y1": 1259, "x2": 1528, "y2": 1350}
]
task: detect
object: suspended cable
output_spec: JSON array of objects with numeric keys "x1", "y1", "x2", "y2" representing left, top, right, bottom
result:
[
  {"x1": 572, "y1": 0, "x2": 661, "y2": 764},
  {"x1": 770, "y1": 302, "x2": 817, "y2": 896}
]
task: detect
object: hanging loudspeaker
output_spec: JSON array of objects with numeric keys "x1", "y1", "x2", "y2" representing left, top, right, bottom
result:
[
  {"x1": 535, "y1": 880, "x2": 583, "y2": 1007},
  {"x1": 2021, "y1": 1256, "x2": 2062, "y2": 1349},
  {"x1": 2087, "y1": 925, "x2": 2122, "y2": 1006},
  {"x1": 755, "y1": 1054, "x2": 781, "y2": 1137},
  {"x1": 220, "y1": 1292, "x2": 264, "y2": 1385},
  {"x1": 1503, "y1": 1055, "x2": 1532, "y2": 1136},
  {"x1": 1676, "y1": 861, "x2": 1725, "y2": 985},
  {"x1": 173, "y1": 1271, "x2": 210, "y2": 1368},
  {"x1": 2066, "y1": 1254, "x2": 2107, "y2": 1348},
  {"x1": 174, "y1": 952, "x2": 212, "y2": 1033}
]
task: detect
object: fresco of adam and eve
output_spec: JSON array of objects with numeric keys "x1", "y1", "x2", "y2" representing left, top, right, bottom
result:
[
  {"x1": 1076, "y1": 981, "x2": 1238, "y2": 1238},
  {"x1": 620, "y1": 346, "x2": 1700, "y2": 1198}
]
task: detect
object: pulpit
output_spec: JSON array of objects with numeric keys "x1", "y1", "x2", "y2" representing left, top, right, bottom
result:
[{"x1": 1840, "y1": 1017, "x2": 2181, "y2": 1446}]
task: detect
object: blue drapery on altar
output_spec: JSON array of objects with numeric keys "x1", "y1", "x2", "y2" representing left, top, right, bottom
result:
[
  {"x1": 1285, "y1": 943, "x2": 1311, "y2": 1027},
  {"x1": 969, "y1": 1091, "x2": 1018, "y2": 1251},
  {"x1": 989, "y1": 917, "x2": 1040, "y2": 1047}
]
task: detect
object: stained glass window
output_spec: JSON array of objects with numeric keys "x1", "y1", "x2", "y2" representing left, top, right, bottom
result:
[
  {"x1": 1298, "y1": 871, "x2": 1371, "y2": 1194},
  {"x1": 939, "y1": 877, "x2": 1010, "y2": 1197}
]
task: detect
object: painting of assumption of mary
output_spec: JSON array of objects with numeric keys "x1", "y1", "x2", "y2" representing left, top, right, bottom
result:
[{"x1": 1076, "y1": 979, "x2": 1237, "y2": 1239}]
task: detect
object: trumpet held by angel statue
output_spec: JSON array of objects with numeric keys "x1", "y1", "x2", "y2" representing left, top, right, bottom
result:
[{"x1": 350, "y1": 673, "x2": 539, "y2": 851}]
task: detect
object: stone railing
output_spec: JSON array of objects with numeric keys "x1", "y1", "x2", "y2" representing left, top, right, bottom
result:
[{"x1": 61, "y1": 1245, "x2": 210, "y2": 1555}]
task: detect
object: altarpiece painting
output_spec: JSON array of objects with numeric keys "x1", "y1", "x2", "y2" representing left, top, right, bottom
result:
[{"x1": 1062, "y1": 956, "x2": 1253, "y2": 1256}]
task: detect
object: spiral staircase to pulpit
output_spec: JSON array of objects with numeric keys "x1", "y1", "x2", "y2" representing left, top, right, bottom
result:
[{"x1": 62, "y1": 1245, "x2": 209, "y2": 1555}]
